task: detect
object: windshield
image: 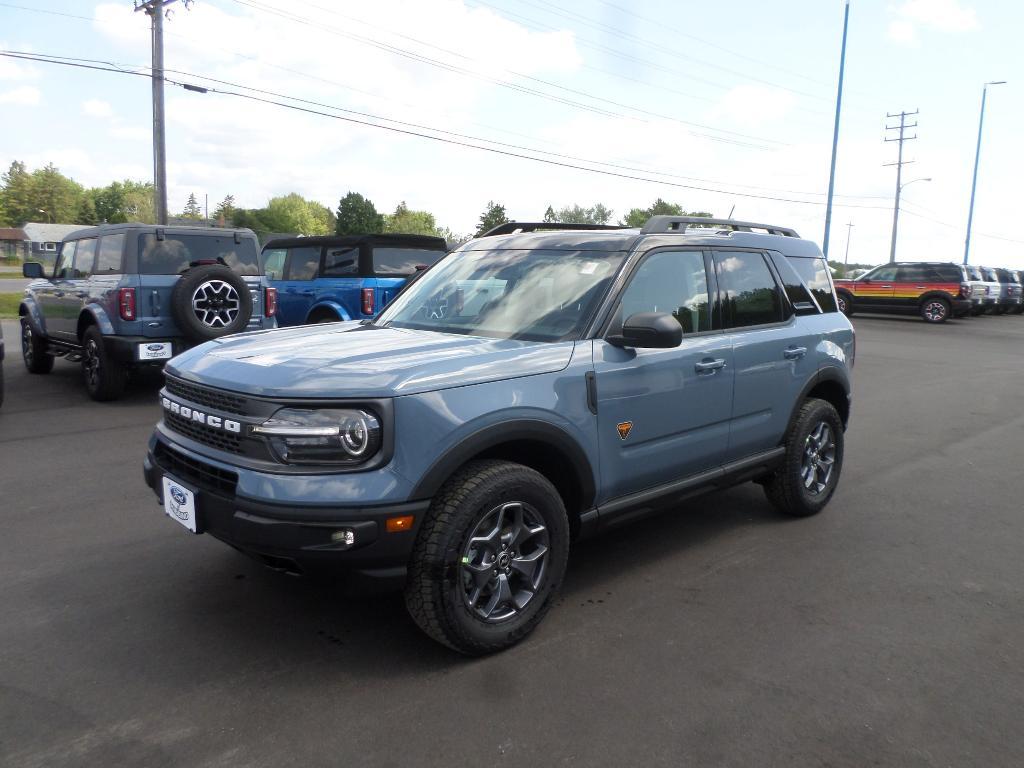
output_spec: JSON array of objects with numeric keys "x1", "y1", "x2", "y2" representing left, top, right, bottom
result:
[
  {"x1": 138, "y1": 234, "x2": 260, "y2": 275},
  {"x1": 377, "y1": 248, "x2": 626, "y2": 341}
]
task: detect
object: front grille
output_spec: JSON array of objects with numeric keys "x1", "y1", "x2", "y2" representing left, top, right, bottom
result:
[
  {"x1": 165, "y1": 376, "x2": 248, "y2": 415},
  {"x1": 154, "y1": 442, "x2": 238, "y2": 497},
  {"x1": 165, "y1": 411, "x2": 243, "y2": 454}
]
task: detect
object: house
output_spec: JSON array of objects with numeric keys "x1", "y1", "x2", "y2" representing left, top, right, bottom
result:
[
  {"x1": 20, "y1": 222, "x2": 82, "y2": 266},
  {"x1": 0, "y1": 227, "x2": 28, "y2": 261}
]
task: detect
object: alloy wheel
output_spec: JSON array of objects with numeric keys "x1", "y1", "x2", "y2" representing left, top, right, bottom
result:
[
  {"x1": 84, "y1": 338, "x2": 101, "y2": 390},
  {"x1": 459, "y1": 501, "x2": 550, "y2": 623},
  {"x1": 923, "y1": 301, "x2": 947, "y2": 322},
  {"x1": 21, "y1": 323, "x2": 34, "y2": 366},
  {"x1": 191, "y1": 280, "x2": 240, "y2": 328},
  {"x1": 802, "y1": 421, "x2": 836, "y2": 495}
]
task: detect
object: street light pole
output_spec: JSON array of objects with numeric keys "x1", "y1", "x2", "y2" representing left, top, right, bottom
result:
[
  {"x1": 822, "y1": 0, "x2": 850, "y2": 258},
  {"x1": 963, "y1": 80, "x2": 1006, "y2": 265}
]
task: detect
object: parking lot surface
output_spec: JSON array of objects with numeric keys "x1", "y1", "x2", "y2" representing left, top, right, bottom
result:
[{"x1": 2, "y1": 314, "x2": 1023, "y2": 767}]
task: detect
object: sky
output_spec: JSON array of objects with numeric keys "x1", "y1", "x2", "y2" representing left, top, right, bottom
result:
[{"x1": 0, "y1": 0, "x2": 1021, "y2": 267}]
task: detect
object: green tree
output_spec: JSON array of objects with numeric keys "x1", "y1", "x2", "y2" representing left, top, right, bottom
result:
[
  {"x1": 30, "y1": 164, "x2": 84, "y2": 223},
  {"x1": 335, "y1": 191, "x2": 384, "y2": 235},
  {"x1": 182, "y1": 192, "x2": 203, "y2": 219},
  {"x1": 213, "y1": 194, "x2": 236, "y2": 225},
  {"x1": 542, "y1": 205, "x2": 557, "y2": 223},
  {"x1": 621, "y1": 198, "x2": 711, "y2": 227},
  {"x1": 476, "y1": 200, "x2": 509, "y2": 235},
  {"x1": 549, "y1": 203, "x2": 613, "y2": 225},
  {"x1": 76, "y1": 193, "x2": 99, "y2": 225},
  {"x1": 384, "y1": 201, "x2": 439, "y2": 237},
  {"x1": 259, "y1": 193, "x2": 334, "y2": 235},
  {"x1": 90, "y1": 180, "x2": 156, "y2": 224},
  {"x1": 231, "y1": 208, "x2": 271, "y2": 236}
]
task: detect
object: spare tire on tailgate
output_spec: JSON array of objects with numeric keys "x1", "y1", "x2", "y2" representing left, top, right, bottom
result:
[{"x1": 170, "y1": 264, "x2": 253, "y2": 343}]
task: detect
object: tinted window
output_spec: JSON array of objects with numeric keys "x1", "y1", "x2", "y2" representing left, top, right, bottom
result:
[
  {"x1": 373, "y1": 246, "x2": 445, "y2": 275},
  {"x1": 323, "y1": 246, "x2": 358, "y2": 277},
  {"x1": 715, "y1": 251, "x2": 783, "y2": 328},
  {"x1": 995, "y1": 269, "x2": 1012, "y2": 284},
  {"x1": 262, "y1": 248, "x2": 285, "y2": 280},
  {"x1": 966, "y1": 266, "x2": 983, "y2": 280},
  {"x1": 896, "y1": 264, "x2": 926, "y2": 281},
  {"x1": 95, "y1": 234, "x2": 125, "y2": 273},
  {"x1": 55, "y1": 241, "x2": 76, "y2": 279},
  {"x1": 936, "y1": 265, "x2": 963, "y2": 282},
  {"x1": 138, "y1": 234, "x2": 260, "y2": 275},
  {"x1": 981, "y1": 267, "x2": 997, "y2": 281},
  {"x1": 865, "y1": 265, "x2": 898, "y2": 282},
  {"x1": 73, "y1": 238, "x2": 97, "y2": 278},
  {"x1": 286, "y1": 247, "x2": 321, "y2": 280},
  {"x1": 614, "y1": 250, "x2": 711, "y2": 334},
  {"x1": 781, "y1": 255, "x2": 837, "y2": 313}
]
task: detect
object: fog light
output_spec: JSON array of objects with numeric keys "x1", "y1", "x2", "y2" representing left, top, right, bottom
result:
[{"x1": 331, "y1": 529, "x2": 355, "y2": 547}]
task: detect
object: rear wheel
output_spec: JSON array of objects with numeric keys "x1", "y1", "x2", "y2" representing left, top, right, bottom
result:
[
  {"x1": 82, "y1": 326, "x2": 125, "y2": 401},
  {"x1": 21, "y1": 318, "x2": 54, "y2": 374},
  {"x1": 404, "y1": 460, "x2": 570, "y2": 655},
  {"x1": 764, "y1": 398, "x2": 844, "y2": 518},
  {"x1": 307, "y1": 309, "x2": 340, "y2": 324},
  {"x1": 920, "y1": 297, "x2": 950, "y2": 323}
]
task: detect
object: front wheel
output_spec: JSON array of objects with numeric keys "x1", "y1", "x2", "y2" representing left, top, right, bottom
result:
[
  {"x1": 920, "y1": 297, "x2": 950, "y2": 323},
  {"x1": 21, "y1": 318, "x2": 54, "y2": 374},
  {"x1": 836, "y1": 293, "x2": 854, "y2": 317},
  {"x1": 82, "y1": 326, "x2": 125, "y2": 401},
  {"x1": 764, "y1": 398, "x2": 844, "y2": 517},
  {"x1": 404, "y1": 460, "x2": 570, "y2": 655}
]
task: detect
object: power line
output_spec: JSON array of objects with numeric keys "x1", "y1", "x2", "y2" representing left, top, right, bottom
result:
[{"x1": 0, "y1": 49, "x2": 894, "y2": 211}]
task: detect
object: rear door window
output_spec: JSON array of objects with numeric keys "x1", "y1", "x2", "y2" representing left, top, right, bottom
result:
[
  {"x1": 263, "y1": 248, "x2": 286, "y2": 280},
  {"x1": 323, "y1": 246, "x2": 358, "y2": 277},
  {"x1": 713, "y1": 250, "x2": 784, "y2": 328},
  {"x1": 138, "y1": 233, "x2": 260, "y2": 275},
  {"x1": 372, "y1": 246, "x2": 445, "y2": 276},
  {"x1": 95, "y1": 234, "x2": 125, "y2": 274},
  {"x1": 285, "y1": 247, "x2": 322, "y2": 280}
]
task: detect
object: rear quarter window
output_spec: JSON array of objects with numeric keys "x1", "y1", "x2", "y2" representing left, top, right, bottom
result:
[
  {"x1": 138, "y1": 233, "x2": 260, "y2": 275},
  {"x1": 373, "y1": 246, "x2": 446, "y2": 275},
  {"x1": 785, "y1": 255, "x2": 838, "y2": 313}
]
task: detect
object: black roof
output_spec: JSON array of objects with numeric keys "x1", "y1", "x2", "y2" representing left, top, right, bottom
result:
[
  {"x1": 262, "y1": 233, "x2": 448, "y2": 251},
  {"x1": 63, "y1": 222, "x2": 257, "y2": 242}
]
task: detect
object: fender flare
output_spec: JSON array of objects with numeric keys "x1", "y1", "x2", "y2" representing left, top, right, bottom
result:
[
  {"x1": 78, "y1": 304, "x2": 116, "y2": 338},
  {"x1": 305, "y1": 300, "x2": 350, "y2": 323},
  {"x1": 917, "y1": 290, "x2": 956, "y2": 307},
  {"x1": 784, "y1": 366, "x2": 851, "y2": 434},
  {"x1": 18, "y1": 296, "x2": 46, "y2": 336},
  {"x1": 409, "y1": 418, "x2": 597, "y2": 509}
]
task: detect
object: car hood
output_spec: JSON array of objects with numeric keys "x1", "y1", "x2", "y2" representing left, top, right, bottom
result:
[{"x1": 166, "y1": 322, "x2": 576, "y2": 398}]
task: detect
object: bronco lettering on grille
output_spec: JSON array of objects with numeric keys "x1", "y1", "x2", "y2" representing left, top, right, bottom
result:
[{"x1": 162, "y1": 396, "x2": 241, "y2": 433}]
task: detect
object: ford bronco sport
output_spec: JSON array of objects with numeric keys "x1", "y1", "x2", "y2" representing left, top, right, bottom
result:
[
  {"x1": 833, "y1": 261, "x2": 972, "y2": 323},
  {"x1": 144, "y1": 216, "x2": 854, "y2": 654},
  {"x1": 19, "y1": 224, "x2": 277, "y2": 401}
]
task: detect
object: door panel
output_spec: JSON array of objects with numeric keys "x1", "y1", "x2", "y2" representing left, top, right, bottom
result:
[{"x1": 852, "y1": 265, "x2": 897, "y2": 306}]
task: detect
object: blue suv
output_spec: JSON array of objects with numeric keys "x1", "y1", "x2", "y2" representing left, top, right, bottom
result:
[
  {"x1": 261, "y1": 234, "x2": 448, "y2": 326},
  {"x1": 143, "y1": 216, "x2": 854, "y2": 654},
  {"x1": 19, "y1": 224, "x2": 277, "y2": 401}
]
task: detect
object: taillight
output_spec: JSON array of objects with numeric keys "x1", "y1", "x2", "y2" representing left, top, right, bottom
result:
[
  {"x1": 118, "y1": 287, "x2": 135, "y2": 321},
  {"x1": 960, "y1": 283, "x2": 971, "y2": 298},
  {"x1": 361, "y1": 287, "x2": 375, "y2": 315},
  {"x1": 264, "y1": 286, "x2": 277, "y2": 317}
]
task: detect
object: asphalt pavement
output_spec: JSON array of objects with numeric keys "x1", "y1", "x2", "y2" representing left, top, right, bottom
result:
[
  {"x1": 0, "y1": 278, "x2": 30, "y2": 293},
  {"x1": 1, "y1": 314, "x2": 1023, "y2": 767}
]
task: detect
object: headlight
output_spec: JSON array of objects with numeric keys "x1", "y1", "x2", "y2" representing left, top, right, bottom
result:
[{"x1": 253, "y1": 408, "x2": 381, "y2": 465}]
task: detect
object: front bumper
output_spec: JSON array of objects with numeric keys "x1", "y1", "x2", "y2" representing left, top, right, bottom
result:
[{"x1": 144, "y1": 440, "x2": 429, "y2": 591}]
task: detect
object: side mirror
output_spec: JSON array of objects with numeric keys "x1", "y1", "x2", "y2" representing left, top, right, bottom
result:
[
  {"x1": 23, "y1": 262, "x2": 44, "y2": 279},
  {"x1": 607, "y1": 312, "x2": 682, "y2": 349}
]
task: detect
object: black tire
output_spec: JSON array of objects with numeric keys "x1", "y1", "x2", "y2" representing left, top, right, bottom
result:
[
  {"x1": 1011, "y1": 305, "x2": 1024, "y2": 315},
  {"x1": 20, "y1": 317, "x2": 54, "y2": 374},
  {"x1": 836, "y1": 292, "x2": 854, "y2": 317},
  {"x1": 307, "y1": 309, "x2": 340, "y2": 324},
  {"x1": 991, "y1": 305, "x2": 1007, "y2": 316},
  {"x1": 170, "y1": 265, "x2": 252, "y2": 343},
  {"x1": 404, "y1": 460, "x2": 570, "y2": 655},
  {"x1": 0, "y1": 359, "x2": 4, "y2": 409},
  {"x1": 82, "y1": 326, "x2": 125, "y2": 401},
  {"x1": 764, "y1": 398, "x2": 844, "y2": 518},
  {"x1": 919, "y1": 297, "x2": 950, "y2": 323},
  {"x1": 971, "y1": 305, "x2": 985, "y2": 316}
]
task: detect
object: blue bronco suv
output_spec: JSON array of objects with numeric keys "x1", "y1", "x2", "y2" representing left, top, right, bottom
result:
[
  {"x1": 261, "y1": 234, "x2": 448, "y2": 326},
  {"x1": 19, "y1": 224, "x2": 277, "y2": 401},
  {"x1": 144, "y1": 216, "x2": 854, "y2": 654}
]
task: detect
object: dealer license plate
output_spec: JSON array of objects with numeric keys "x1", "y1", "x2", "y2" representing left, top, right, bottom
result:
[
  {"x1": 139, "y1": 342, "x2": 173, "y2": 361},
  {"x1": 162, "y1": 476, "x2": 198, "y2": 533}
]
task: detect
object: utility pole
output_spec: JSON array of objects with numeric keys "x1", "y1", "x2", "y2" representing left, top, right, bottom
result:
[
  {"x1": 964, "y1": 81, "x2": 1006, "y2": 265},
  {"x1": 822, "y1": 0, "x2": 850, "y2": 259},
  {"x1": 843, "y1": 221, "x2": 854, "y2": 266},
  {"x1": 134, "y1": 0, "x2": 184, "y2": 225},
  {"x1": 884, "y1": 109, "x2": 918, "y2": 264}
]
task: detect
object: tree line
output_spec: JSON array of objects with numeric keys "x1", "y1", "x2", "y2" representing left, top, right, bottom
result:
[{"x1": 0, "y1": 161, "x2": 712, "y2": 243}]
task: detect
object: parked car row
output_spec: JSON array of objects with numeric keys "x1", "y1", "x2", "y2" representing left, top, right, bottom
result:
[{"x1": 833, "y1": 261, "x2": 1023, "y2": 323}]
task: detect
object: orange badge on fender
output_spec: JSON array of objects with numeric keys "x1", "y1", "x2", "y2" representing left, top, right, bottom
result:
[{"x1": 617, "y1": 421, "x2": 633, "y2": 440}]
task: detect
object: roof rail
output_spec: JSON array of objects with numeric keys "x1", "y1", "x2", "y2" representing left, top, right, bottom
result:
[
  {"x1": 480, "y1": 221, "x2": 628, "y2": 237},
  {"x1": 639, "y1": 215, "x2": 799, "y2": 238}
]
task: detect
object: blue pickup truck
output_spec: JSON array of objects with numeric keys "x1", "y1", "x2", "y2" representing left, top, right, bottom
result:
[{"x1": 262, "y1": 234, "x2": 448, "y2": 326}]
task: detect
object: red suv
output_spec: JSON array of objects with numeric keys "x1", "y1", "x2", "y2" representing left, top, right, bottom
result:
[{"x1": 834, "y1": 262, "x2": 972, "y2": 324}]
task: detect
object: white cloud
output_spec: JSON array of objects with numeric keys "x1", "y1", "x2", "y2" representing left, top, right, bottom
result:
[
  {"x1": 888, "y1": 0, "x2": 979, "y2": 45},
  {"x1": 706, "y1": 85, "x2": 797, "y2": 127},
  {"x1": 82, "y1": 99, "x2": 113, "y2": 118},
  {"x1": 0, "y1": 85, "x2": 41, "y2": 105}
]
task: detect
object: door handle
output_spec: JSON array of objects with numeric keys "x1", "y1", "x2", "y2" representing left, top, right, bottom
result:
[
  {"x1": 76, "y1": 291, "x2": 88, "y2": 298},
  {"x1": 54, "y1": 291, "x2": 64, "y2": 297},
  {"x1": 695, "y1": 358, "x2": 726, "y2": 373},
  {"x1": 880, "y1": 285, "x2": 892, "y2": 289},
  {"x1": 915, "y1": 285, "x2": 927, "y2": 289},
  {"x1": 784, "y1": 346, "x2": 807, "y2": 360}
]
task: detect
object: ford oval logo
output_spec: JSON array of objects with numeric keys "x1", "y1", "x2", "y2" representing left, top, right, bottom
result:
[
  {"x1": 170, "y1": 486, "x2": 188, "y2": 506},
  {"x1": 147, "y1": 343, "x2": 166, "y2": 352}
]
